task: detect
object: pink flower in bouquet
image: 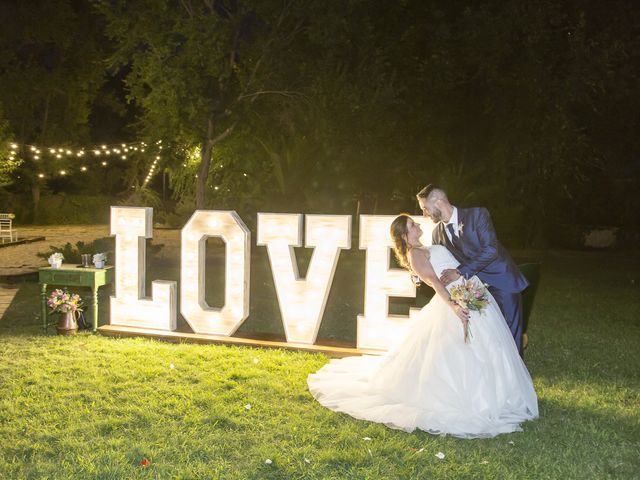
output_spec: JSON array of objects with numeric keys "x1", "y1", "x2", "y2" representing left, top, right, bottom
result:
[{"x1": 47, "y1": 289, "x2": 83, "y2": 314}]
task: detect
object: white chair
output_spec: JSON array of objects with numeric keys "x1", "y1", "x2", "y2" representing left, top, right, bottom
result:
[{"x1": 0, "y1": 213, "x2": 17, "y2": 243}]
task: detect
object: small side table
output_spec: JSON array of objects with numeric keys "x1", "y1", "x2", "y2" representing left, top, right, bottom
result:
[{"x1": 39, "y1": 265, "x2": 115, "y2": 333}]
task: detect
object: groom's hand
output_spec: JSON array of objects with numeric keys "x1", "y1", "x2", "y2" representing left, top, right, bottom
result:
[{"x1": 440, "y1": 268, "x2": 461, "y2": 286}]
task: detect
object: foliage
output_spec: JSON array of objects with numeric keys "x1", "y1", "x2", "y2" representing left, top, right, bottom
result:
[
  {"x1": 0, "y1": 107, "x2": 19, "y2": 188},
  {"x1": 4, "y1": 194, "x2": 115, "y2": 225},
  {"x1": 0, "y1": 0, "x2": 108, "y2": 216},
  {"x1": 119, "y1": 185, "x2": 162, "y2": 210},
  {"x1": 96, "y1": 0, "x2": 314, "y2": 208},
  {"x1": 0, "y1": 0, "x2": 638, "y2": 242},
  {"x1": 0, "y1": 250, "x2": 638, "y2": 478},
  {"x1": 36, "y1": 236, "x2": 164, "y2": 265},
  {"x1": 37, "y1": 238, "x2": 115, "y2": 264}
]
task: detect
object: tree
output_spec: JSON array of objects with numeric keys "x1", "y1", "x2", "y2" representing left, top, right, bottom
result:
[
  {"x1": 0, "y1": 0, "x2": 108, "y2": 218},
  {"x1": 97, "y1": 0, "x2": 314, "y2": 209},
  {"x1": 0, "y1": 105, "x2": 18, "y2": 188}
]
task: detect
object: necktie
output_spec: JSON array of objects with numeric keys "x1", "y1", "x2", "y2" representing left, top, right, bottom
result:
[{"x1": 447, "y1": 223, "x2": 461, "y2": 248}]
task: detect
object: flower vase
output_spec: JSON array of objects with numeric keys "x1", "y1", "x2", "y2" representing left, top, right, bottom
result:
[
  {"x1": 56, "y1": 311, "x2": 78, "y2": 336},
  {"x1": 94, "y1": 260, "x2": 105, "y2": 269},
  {"x1": 51, "y1": 260, "x2": 62, "y2": 269}
]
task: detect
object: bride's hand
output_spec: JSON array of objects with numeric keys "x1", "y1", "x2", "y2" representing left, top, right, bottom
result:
[{"x1": 452, "y1": 303, "x2": 469, "y2": 324}]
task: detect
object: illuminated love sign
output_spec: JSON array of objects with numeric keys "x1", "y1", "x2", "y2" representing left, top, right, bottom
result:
[{"x1": 109, "y1": 207, "x2": 431, "y2": 351}]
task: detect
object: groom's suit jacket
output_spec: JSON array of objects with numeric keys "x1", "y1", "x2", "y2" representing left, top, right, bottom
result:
[{"x1": 432, "y1": 207, "x2": 528, "y2": 293}]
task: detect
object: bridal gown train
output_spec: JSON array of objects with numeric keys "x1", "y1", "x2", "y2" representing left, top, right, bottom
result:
[{"x1": 307, "y1": 245, "x2": 538, "y2": 438}]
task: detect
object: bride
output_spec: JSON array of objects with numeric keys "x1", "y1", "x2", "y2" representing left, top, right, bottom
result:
[{"x1": 307, "y1": 214, "x2": 538, "y2": 438}]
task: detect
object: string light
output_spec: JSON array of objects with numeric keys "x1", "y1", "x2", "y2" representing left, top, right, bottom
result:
[{"x1": 5, "y1": 140, "x2": 164, "y2": 182}]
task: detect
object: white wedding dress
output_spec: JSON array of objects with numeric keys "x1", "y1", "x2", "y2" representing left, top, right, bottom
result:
[{"x1": 307, "y1": 245, "x2": 538, "y2": 438}]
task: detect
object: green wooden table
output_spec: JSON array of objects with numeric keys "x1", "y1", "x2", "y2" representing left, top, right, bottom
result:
[{"x1": 39, "y1": 265, "x2": 115, "y2": 333}]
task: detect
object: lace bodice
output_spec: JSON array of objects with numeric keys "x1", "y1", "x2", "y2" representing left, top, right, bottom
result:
[{"x1": 425, "y1": 245, "x2": 460, "y2": 278}]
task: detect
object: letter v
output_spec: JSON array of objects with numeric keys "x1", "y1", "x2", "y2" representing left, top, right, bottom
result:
[{"x1": 257, "y1": 213, "x2": 351, "y2": 344}]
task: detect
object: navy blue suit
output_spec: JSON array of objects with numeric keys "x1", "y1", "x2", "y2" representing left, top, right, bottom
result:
[{"x1": 432, "y1": 207, "x2": 528, "y2": 356}]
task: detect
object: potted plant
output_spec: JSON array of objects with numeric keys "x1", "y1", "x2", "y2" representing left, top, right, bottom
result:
[
  {"x1": 48, "y1": 252, "x2": 64, "y2": 269},
  {"x1": 47, "y1": 289, "x2": 83, "y2": 335},
  {"x1": 93, "y1": 252, "x2": 107, "y2": 268}
]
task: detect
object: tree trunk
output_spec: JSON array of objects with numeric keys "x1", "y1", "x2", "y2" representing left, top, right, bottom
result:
[
  {"x1": 31, "y1": 184, "x2": 41, "y2": 223},
  {"x1": 196, "y1": 141, "x2": 213, "y2": 209},
  {"x1": 195, "y1": 117, "x2": 236, "y2": 209},
  {"x1": 196, "y1": 117, "x2": 216, "y2": 209}
]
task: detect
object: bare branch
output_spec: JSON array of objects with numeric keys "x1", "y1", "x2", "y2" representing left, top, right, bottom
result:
[
  {"x1": 210, "y1": 122, "x2": 237, "y2": 146},
  {"x1": 238, "y1": 90, "x2": 306, "y2": 101},
  {"x1": 238, "y1": 2, "x2": 302, "y2": 100},
  {"x1": 180, "y1": 0, "x2": 193, "y2": 18},
  {"x1": 203, "y1": 0, "x2": 214, "y2": 15}
]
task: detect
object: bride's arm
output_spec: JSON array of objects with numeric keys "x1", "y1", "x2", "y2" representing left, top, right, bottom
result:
[{"x1": 408, "y1": 249, "x2": 469, "y2": 323}]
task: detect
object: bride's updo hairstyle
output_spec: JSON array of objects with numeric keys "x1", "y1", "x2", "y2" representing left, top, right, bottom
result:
[{"x1": 390, "y1": 214, "x2": 412, "y2": 271}]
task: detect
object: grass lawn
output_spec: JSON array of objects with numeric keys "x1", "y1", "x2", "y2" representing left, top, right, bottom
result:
[{"x1": 0, "y1": 248, "x2": 638, "y2": 479}]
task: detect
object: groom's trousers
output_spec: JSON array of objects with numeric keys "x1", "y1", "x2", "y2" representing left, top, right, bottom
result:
[{"x1": 488, "y1": 287, "x2": 524, "y2": 358}]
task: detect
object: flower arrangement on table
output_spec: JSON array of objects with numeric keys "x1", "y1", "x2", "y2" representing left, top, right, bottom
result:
[
  {"x1": 48, "y1": 252, "x2": 64, "y2": 268},
  {"x1": 92, "y1": 252, "x2": 107, "y2": 268},
  {"x1": 47, "y1": 289, "x2": 83, "y2": 314},
  {"x1": 450, "y1": 277, "x2": 490, "y2": 343}
]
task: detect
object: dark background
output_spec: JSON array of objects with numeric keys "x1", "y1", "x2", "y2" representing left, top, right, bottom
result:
[{"x1": 0, "y1": 0, "x2": 638, "y2": 249}]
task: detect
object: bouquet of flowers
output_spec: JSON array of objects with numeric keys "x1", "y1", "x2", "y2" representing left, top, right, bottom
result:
[
  {"x1": 92, "y1": 252, "x2": 107, "y2": 263},
  {"x1": 450, "y1": 277, "x2": 490, "y2": 343},
  {"x1": 48, "y1": 252, "x2": 64, "y2": 267},
  {"x1": 47, "y1": 289, "x2": 83, "y2": 314}
]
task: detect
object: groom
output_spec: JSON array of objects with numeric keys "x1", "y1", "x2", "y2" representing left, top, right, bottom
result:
[{"x1": 416, "y1": 185, "x2": 529, "y2": 356}]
